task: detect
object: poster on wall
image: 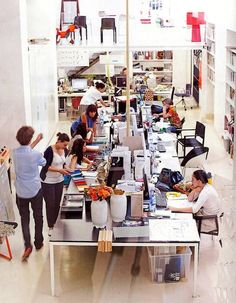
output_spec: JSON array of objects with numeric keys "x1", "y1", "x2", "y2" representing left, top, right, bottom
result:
[{"x1": 139, "y1": 0, "x2": 172, "y2": 26}]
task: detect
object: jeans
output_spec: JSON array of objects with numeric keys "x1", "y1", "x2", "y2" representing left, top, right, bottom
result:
[
  {"x1": 42, "y1": 181, "x2": 64, "y2": 228},
  {"x1": 16, "y1": 189, "x2": 44, "y2": 249}
]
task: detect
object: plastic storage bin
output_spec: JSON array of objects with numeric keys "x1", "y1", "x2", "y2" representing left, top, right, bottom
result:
[{"x1": 147, "y1": 246, "x2": 192, "y2": 283}]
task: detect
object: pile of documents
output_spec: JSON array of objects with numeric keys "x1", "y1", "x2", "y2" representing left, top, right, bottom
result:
[{"x1": 71, "y1": 169, "x2": 88, "y2": 191}]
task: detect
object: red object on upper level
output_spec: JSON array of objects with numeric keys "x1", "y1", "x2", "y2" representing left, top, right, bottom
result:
[{"x1": 186, "y1": 12, "x2": 205, "y2": 42}]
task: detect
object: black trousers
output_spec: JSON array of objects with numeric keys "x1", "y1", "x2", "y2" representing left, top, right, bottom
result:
[
  {"x1": 16, "y1": 189, "x2": 44, "y2": 249},
  {"x1": 41, "y1": 181, "x2": 64, "y2": 228}
]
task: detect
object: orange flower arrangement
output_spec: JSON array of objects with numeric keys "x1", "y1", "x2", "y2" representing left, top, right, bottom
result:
[{"x1": 86, "y1": 185, "x2": 113, "y2": 201}]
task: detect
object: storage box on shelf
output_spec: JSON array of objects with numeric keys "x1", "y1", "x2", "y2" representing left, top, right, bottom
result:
[{"x1": 147, "y1": 246, "x2": 192, "y2": 283}]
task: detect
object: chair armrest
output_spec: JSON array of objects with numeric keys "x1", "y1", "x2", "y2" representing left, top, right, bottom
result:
[
  {"x1": 193, "y1": 214, "x2": 217, "y2": 220},
  {"x1": 179, "y1": 128, "x2": 195, "y2": 132},
  {"x1": 183, "y1": 134, "x2": 195, "y2": 139}
]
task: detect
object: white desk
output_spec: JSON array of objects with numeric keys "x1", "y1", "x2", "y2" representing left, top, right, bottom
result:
[
  {"x1": 58, "y1": 92, "x2": 110, "y2": 113},
  {"x1": 50, "y1": 216, "x2": 200, "y2": 297}
]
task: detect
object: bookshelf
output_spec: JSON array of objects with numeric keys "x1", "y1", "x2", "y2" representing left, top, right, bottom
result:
[
  {"x1": 192, "y1": 50, "x2": 201, "y2": 104},
  {"x1": 132, "y1": 50, "x2": 173, "y2": 86},
  {"x1": 225, "y1": 47, "x2": 236, "y2": 158},
  {"x1": 206, "y1": 23, "x2": 215, "y2": 85}
]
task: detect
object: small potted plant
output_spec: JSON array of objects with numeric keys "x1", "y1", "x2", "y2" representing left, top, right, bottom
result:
[
  {"x1": 110, "y1": 188, "x2": 127, "y2": 222},
  {"x1": 86, "y1": 185, "x2": 113, "y2": 228}
]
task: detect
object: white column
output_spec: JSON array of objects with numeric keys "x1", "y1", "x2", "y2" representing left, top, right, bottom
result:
[{"x1": 0, "y1": 0, "x2": 30, "y2": 148}]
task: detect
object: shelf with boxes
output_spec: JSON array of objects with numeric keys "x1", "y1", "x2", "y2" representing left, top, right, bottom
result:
[
  {"x1": 132, "y1": 50, "x2": 173, "y2": 86},
  {"x1": 206, "y1": 23, "x2": 215, "y2": 85}
]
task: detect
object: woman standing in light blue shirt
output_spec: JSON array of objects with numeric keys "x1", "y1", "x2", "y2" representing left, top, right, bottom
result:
[{"x1": 13, "y1": 126, "x2": 46, "y2": 261}]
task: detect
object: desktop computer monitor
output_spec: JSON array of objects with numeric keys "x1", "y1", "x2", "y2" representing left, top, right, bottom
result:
[
  {"x1": 71, "y1": 78, "x2": 87, "y2": 91},
  {"x1": 118, "y1": 98, "x2": 137, "y2": 114},
  {"x1": 106, "y1": 167, "x2": 125, "y2": 188},
  {"x1": 116, "y1": 76, "x2": 127, "y2": 88},
  {"x1": 143, "y1": 169, "x2": 150, "y2": 200}
]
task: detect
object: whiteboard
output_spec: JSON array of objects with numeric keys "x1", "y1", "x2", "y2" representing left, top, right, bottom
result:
[{"x1": 0, "y1": 163, "x2": 15, "y2": 221}]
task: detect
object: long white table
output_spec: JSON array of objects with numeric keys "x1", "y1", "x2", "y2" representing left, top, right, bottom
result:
[{"x1": 49, "y1": 215, "x2": 200, "y2": 297}]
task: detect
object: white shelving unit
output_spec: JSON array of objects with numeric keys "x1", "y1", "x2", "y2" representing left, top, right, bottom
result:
[
  {"x1": 132, "y1": 50, "x2": 173, "y2": 88},
  {"x1": 224, "y1": 46, "x2": 236, "y2": 157},
  {"x1": 206, "y1": 23, "x2": 215, "y2": 85}
]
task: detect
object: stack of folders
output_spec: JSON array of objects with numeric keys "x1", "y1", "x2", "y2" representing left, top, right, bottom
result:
[
  {"x1": 98, "y1": 230, "x2": 113, "y2": 253},
  {"x1": 71, "y1": 169, "x2": 88, "y2": 191}
]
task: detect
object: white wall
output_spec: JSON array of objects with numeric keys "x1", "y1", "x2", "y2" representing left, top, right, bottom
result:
[
  {"x1": 0, "y1": 0, "x2": 30, "y2": 149},
  {"x1": 172, "y1": 50, "x2": 191, "y2": 89},
  {"x1": 26, "y1": 0, "x2": 60, "y2": 150}
]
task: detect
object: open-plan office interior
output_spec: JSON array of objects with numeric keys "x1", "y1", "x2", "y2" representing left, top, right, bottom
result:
[{"x1": 0, "y1": 1, "x2": 236, "y2": 303}]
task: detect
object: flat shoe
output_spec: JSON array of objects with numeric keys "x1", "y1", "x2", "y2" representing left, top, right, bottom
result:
[{"x1": 22, "y1": 246, "x2": 33, "y2": 262}]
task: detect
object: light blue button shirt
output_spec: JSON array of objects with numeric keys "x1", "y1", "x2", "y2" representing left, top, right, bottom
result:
[{"x1": 12, "y1": 146, "x2": 46, "y2": 199}]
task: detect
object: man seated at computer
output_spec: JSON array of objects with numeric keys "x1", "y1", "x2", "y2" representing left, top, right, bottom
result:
[{"x1": 78, "y1": 81, "x2": 109, "y2": 115}]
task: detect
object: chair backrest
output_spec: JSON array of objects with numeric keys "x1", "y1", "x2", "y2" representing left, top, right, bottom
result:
[
  {"x1": 74, "y1": 16, "x2": 87, "y2": 28},
  {"x1": 194, "y1": 214, "x2": 219, "y2": 236},
  {"x1": 170, "y1": 86, "x2": 175, "y2": 101},
  {"x1": 185, "y1": 83, "x2": 191, "y2": 97},
  {"x1": 195, "y1": 121, "x2": 205, "y2": 144},
  {"x1": 101, "y1": 18, "x2": 116, "y2": 29},
  {"x1": 72, "y1": 97, "x2": 81, "y2": 109},
  {"x1": 180, "y1": 117, "x2": 185, "y2": 126}
]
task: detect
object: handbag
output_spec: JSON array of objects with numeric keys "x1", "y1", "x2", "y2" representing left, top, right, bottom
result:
[
  {"x1": 158, "y1": 168, "x2": 184, "y2": 188},
  {"x1": 155, "y1": 181, "x2": 172, "y2": 192},
  {"x1": 171, "y1": 171, "x2": 184, "y2": 186}
]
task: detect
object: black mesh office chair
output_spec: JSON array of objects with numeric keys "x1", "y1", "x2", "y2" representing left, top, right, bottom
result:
[
  {"x1": 100, "y1": 18, "x2": 117, "y2": 43},
  {"x1": 177, "y1": 121, "x2": 206, "y2": 158},
  {"x1": 74, "y1": 15, "x2": 88, "y2": 40},
  {"x1": 175, "y1": 84, "x2": 192, "y2": 110}
]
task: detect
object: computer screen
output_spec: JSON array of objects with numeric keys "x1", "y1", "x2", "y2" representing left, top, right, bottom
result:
[
  {"x1": 71, "y1": 78, "x2": 87, "y2": 91},
  {"x1": 143, "y1": 169, "x2": 150, "y2": 200},
  {"x1": 116, "y1": 76, "x2": 127, "y2": 88},
  {"x1": 106, "y1": 167, "x2": 125, "y2": 188}
]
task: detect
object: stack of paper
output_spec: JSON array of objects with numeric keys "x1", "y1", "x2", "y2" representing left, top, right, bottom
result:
[{"x1": 71, "y1": 169, "x2": 88, "y2": 191}]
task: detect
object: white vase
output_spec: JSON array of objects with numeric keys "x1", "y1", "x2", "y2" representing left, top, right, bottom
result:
[
  {"x1": 90, "y1": 200, "x2": 108, "y2": 228},
  {"x1": 110, "y1": 194, "x2": 127, "y2": 222}
]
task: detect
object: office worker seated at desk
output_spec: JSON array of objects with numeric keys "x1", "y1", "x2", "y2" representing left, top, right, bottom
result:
[
  {"x1": 153, "y1": 98, "x2": 182, "y2": 132},
  {"x1": 71, "y1": 104, "x2": 98, "y2": 138},
  {"x1": 79, "y1": 81, "x2": 109, "y2": 114},
  {"x1": 169, "y1": 170, "x2": 220, "y2": 232},
  {"x1": 66, "y1": 138, "x2": 93, "y2": 171},
  {"x1": 69, "y1": 123, "x2": 99, "y2": 153}
]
